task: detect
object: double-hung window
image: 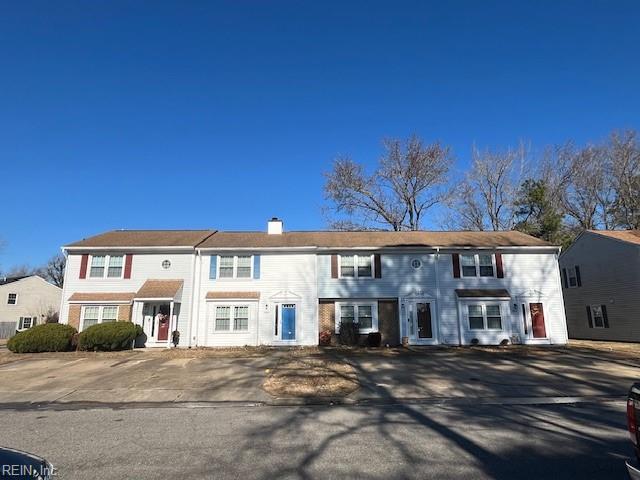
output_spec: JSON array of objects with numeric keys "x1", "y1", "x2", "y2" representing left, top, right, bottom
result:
[
  {"x1": 336, "y1": 302, "x2": 378, "y2": 333},
  {"x1": 568, "y1": 267, "x2": 578, "y2": 288},
  {"x1": 340, "y1": 254, "x2": 373, "y2": 278},
  {"x1": 90, "y1": 255, "x2": 124, "y2": 279},
  {"x1": 218, "y1": 255, "x2": 253, "y2": 279},
  {"x1": 461, "y1": 254, "x2": 495, "y2": 278},
  {"x1": 7, "y1": 293, "x2": 17, "y2": 305},
  {"x1": 590, "y1": 305, "x2": 605, "y2": 328},
  {"x1": 214, "y1": 305, "x2": 250, "y2": 332},
  {"x1": 81, "y1": 305, "x2": 119, "y2": 330},
  {"x1": 467, "y1": 304, "x2": 503, "y2": 330},
  {"x1": 18, "y1": 317, "x2": 35, "y2": 330}
]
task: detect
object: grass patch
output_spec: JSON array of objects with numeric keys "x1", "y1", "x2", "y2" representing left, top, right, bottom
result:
[{"x1": 263, "y1": 355, "x2": 359, "y2": 398}]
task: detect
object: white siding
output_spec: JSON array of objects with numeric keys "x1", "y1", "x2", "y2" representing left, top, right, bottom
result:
[
  {"x1": 437, "y1": 250, "x2": 567, "y2": 345},
  {"x1": 0, "y1": 277, "x2": 62, "y2": 327},
  {"x1": 195, "y1": 252, "x2": 318, "y2": 346},
  {"x1": 60, "y1": 251, "x2": 197, "y2": 340},
  {"x1": 317, "y1": 253, "x2": 438, "y2": 299}
]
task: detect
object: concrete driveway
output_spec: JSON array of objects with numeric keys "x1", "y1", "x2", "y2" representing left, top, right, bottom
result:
[
  {"x1": 0, "y1": 350, "x2": 279, "y2": 405},
  {"x1": 339, "y1": 345, "x2": 640, "y2": 402},
  {"x1": 0, "y1": 345, "x2": 639, "y2": 406}
]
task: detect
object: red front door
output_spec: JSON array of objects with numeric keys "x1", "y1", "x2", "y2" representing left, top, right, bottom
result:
[
  {"x1": 156, "y1": 305, "x2": 170, "y2": 341},
  {"x1": 530, "y1": 303, "x2": 546, "y2": 338}
]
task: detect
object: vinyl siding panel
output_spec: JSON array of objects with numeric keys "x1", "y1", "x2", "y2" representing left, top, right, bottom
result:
[
  {"x1": 196, "y1": 252, "x2": 318, "y2": 346},
  {"x1": 60, "y1": 252, "x2": 196, "y2": 341},
  {"x1": 560, "y1": 232, "x2": 640, "y2": 341},
  {"x1": 0, "y1": 277, "x2": 61, "y2": 327}
]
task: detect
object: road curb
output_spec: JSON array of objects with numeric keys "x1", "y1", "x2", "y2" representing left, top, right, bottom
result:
[{"x1": 0, "y1": 394, "x2": 625, "y2": 411}]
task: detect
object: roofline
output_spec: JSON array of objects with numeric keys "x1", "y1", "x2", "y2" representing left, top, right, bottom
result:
[
  {"x1": 586, "y1": 229, "x2": 640, "y2": 247},
  {"x1": 196, "y1": 245, "x2": 559, "y2": 252},
  {"x1": 64, "y1": 246, "x2": 197, "y2": 251}
]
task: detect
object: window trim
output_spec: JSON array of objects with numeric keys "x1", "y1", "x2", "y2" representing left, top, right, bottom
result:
[
  {"x1": 212, "y1": 302, "x2": 253, "y2": 333},
  {"x1": 338, "y1": 254, "x2": 375, "y2": 279},
  {"x1": 17, "y1": 316, "x2": 35, "y2": 330},
  {"x1": 465, "y1": 303, "x2": 504, "y2": 331},
  {"x1": 80, "y1": 305, "x2": 120, "y2": 331},
  {"x1": 88, "y1": 254, "x2": 125, "y2": 279},
  {"x1": 460, "y1": 254, "x2": 496, "y2": 278},
  {"x1": 589, "y1": 304, "x2": 606, "y2": 329},
  {"x1": 567, "y1": 266, "x2": 578, "y2": 288},
  {"x1": 334, "y1": 301, "x2": 379, "y2": 334},
  {"x1": 216, "y1": 255, "x2": 254, "y2": 280},
  {"x1": 7, "y1": 293, "x2": 17, "y2": 305}
]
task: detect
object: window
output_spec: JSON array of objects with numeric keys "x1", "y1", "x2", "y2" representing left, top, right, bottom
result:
[
  {"x1": 102, "y1": 306, "x2": 118, "y2": 323},
  {"x1": 340, "y1": 254, "x2": 373, "y2": 278},
  {"x1": 461, "y1": 254, "x2": 496, "y2": 278},
  {"x1": 89, "y1": 254, "x2": 125, "y2": 279},
  {"x1": 568, "y1": 267, "x2": 578, "y2": 287},
  {"x1": 234, "y1": 306, "x2": 249, "y2": 331},
  {"x1": 236, "y1": 256, "x2": 251, "y2": 278},
  {"x1": 18, "y1": 317, "x2": 35, "y2": 330},
  {"x1": 467, "y1": 304, "x2": 503, "y2": 330},
  {"x1": 468, "y1": 305, "x2": 484, "y2": 330},
  {"x1": 214, "y1": 304, "x2": 251, "y2": 332},
  {"x1": 461, "y1": 254, "x2": 477, "y2": 277},
  {"x1": 219, "y1": 256, "x2": 234, "y2": 278},
  {"x1": 107, "y1": 255, "x2": 124, "y2": 278},
  {"x1": 479, "y1": 254, "x2": 494, "y2": 277},
  {"x1": 7, "y1": 293, "x2": 17, "y2": 305},
  {"x1": 90, "y1": 255, "x2": 106, "y2": 277},
  {"x1": 590, "y1": 305, "x2": 605, "y2": 328},
  {"x1": 336, "y1": 302, "x2": 378, "y2": 333},
  {"x1": 215, "y1": 306, "x2": 231, "y2": 330},
  {"x1": 81, "y1": 305, "x2": 120, "y2": 330},
  {"x1": 82, "y1": 306, "x2": 100, "y2": 329},
  {"x1": 218, "y1": 255, "x2": 253, "y2": 279}
]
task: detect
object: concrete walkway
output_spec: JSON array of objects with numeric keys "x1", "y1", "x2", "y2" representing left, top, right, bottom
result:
[{"x1": 0, "y1": 345, "x2": 639, "y2": 407}]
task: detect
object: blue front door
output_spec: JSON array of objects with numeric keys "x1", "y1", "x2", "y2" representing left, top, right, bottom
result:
[{"x1": 281, "y1": 304, "x2": 296, "y2": 340}]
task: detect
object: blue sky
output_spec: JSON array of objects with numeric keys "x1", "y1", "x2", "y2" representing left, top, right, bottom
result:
[{"x1": 1, "y1": 1, "x2": 639, "y2": 269}]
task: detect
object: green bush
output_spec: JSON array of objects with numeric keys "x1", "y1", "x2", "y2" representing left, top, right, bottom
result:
[
  {"x1": 78, "y1": 322, "x2": 138, "y2": 351},
  {"x1": 7, "y1": 323, "x2": 77, "y2": 353}
]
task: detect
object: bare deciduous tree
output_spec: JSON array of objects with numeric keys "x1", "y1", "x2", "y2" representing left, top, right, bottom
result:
[
  {"x1": 44, "y1": 253, "x2": 66, "y2": 288},
  {"x1": 324, "y1": 136, "x2": 453, "y2": 230},
  {"x1": 449, "y1": 143, "x2": 528, "y2": 230},
  {"x1": 608, "y1": 130, "x2": 640, "y2": 229}
]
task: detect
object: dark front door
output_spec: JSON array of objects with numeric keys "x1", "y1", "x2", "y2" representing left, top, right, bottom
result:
[
  {"x1": 416, "y1": 302, "x2": 433, "y2": 339},
  {"x1": 157, "y1": 304, "x2": 170, "y2": 341},
  {"x1": 530, "y1": 303, "x2": 546, "y2": 338}
]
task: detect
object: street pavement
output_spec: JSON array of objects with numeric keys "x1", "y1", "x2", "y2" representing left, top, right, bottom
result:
[{"x1": 0, "y1": 400, "x2": 631, "y2": 479}]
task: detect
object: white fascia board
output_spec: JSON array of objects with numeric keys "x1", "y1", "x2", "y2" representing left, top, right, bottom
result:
[{"x1": 64, "y1": 246, "x2": 196, "y2": 252}]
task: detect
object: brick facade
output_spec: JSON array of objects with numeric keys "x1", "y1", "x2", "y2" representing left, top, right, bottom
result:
[
  {"x1": 117, "y1": 304, "x2": 132, "y2": 322},
  {"x1": 319, "y1": 301, "x2": 335, "y2": 332},
  {"x1": 68, "y1": 305, "x2": 81, "y2": 330}
]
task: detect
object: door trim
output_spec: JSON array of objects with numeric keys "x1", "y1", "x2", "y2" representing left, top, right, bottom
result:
[{"x1": 403, "y1": 298, "x2": 438, "y2": 345}]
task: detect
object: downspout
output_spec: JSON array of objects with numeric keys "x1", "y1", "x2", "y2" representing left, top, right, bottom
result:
[
  {"x1": 434, "y1": 247, "x2": 442, "y2": 344},
  {"x1": 554, "y1": 246, "x2": 569, "y2": 345},
  {"x1": 188, "y1": 249, "x2": 201, "y2": 348}
]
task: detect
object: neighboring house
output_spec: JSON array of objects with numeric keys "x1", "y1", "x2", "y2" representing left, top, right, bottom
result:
[
  {"x1": 560, "y1": 230, "x2": 640, "y2": 342},
  {"x1": 59, "y1": 219, "x2": 568, "y2": 347},
  {"x1": 0, "y1": 276, "x2": 62, "y2": 337}
]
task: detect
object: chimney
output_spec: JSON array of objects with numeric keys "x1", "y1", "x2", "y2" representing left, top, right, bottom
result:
[{"x1": 267, "y1": 217, "x2": 283, "y2": 235}]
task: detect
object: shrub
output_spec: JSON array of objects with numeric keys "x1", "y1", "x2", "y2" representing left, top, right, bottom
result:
[
  {"x1": 319, "y1": 330, "x2": 332, "y2": 346},
  {"x1": 367, "y1": 332, "x2": 382, "y2": 347},
  {"x1": 7, "y1": 323, "x2": 77, "y2": 353},
  {"x1": 78, "y1": 322, "x2": 138, "y2": 351},
  {"x1": 338, "y1": 321, "x2": 359, "y2": 346}
]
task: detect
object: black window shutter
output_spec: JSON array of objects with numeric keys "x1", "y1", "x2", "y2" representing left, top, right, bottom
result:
[
  {"x1": 586, "y1": 306, "x2": 593, "y2": 328},
  {"x1": 562, "y1": 268, "x2": 569, "y2": 288},
  {"x1": 374, "y1": 254, "x2": 382, "y2": 278},
  {"x1": 575, "y1": 266, "x2": 582, "y2": 287},
  {"x1": 601, "y1": 304, "x2": 609, "y2": 328}
]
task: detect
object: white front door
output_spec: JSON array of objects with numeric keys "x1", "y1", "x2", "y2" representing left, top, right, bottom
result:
[{"x1": 407, "y1": 300, "x2": 436, "y2": 344}]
